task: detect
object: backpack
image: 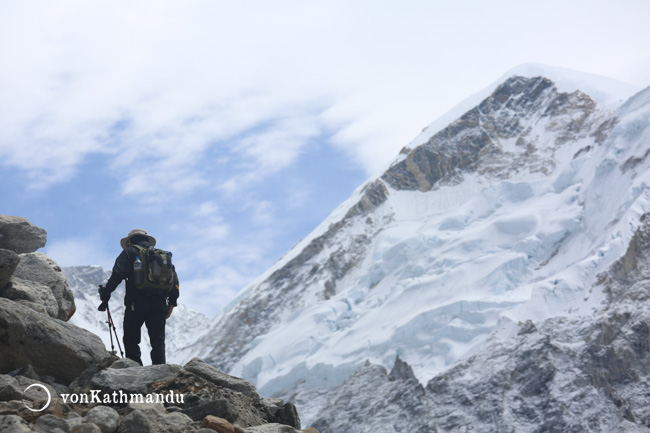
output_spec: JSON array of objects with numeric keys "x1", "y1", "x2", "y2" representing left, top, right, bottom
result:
[{"x1": 131, "y1": 244, "x2": 176, "y2": 296}]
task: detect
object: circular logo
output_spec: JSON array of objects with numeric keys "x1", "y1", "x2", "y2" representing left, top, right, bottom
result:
[{"x1": 22, "y1": 384, "x2": 52, "y2": 412}]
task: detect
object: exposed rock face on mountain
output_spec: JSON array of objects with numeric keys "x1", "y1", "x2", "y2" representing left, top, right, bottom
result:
[
  {"x1": 382, "y1": 76, "x2": 601, "y2": 191},
  {"x1": 185, "y1": 68, "x2": 650, "y2": 431},
  {"x1": 0, "y1": 216, "x2": 315, "y2": 432}
]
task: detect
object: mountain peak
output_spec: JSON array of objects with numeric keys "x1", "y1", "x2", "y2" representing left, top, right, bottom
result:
[{"x1": 382, "y1": 74, "x2": 599, "y2": 192}]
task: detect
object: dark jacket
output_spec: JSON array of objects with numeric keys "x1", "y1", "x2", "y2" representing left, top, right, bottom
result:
[{"x1": 105, "y1": 239, "x2": 179, "y2": 310}]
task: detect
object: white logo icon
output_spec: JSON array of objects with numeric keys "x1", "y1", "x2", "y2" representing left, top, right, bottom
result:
[{"x1": 22, "y1": 384, "x2": 52, "y2": 412}]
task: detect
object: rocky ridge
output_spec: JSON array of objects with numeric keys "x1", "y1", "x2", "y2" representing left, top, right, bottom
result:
[{"x1": 0, "y1": 216, "x2": 317, "y2": 433}]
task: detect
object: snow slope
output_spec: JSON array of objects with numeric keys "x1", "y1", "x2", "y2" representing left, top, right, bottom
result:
[{"x1": 189, "y1": 66, "x2": 647, "y2": 428}]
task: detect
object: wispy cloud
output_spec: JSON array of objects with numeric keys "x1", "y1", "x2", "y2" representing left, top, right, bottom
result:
[{"x1": 2, "y1": 0, "x2": 648, "y2": 191}]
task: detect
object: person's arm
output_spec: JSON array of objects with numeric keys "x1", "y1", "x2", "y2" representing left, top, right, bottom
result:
[
  {"x1": 165, "y1": 269, "x2": 179, "y2": 319},
  {"x1": 99, "y1": 248, "x2": 134, "y2": 299}
]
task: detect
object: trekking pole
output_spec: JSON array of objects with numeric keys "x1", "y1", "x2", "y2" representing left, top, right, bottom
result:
[{"x1": 105, "y1": 305, "x2": 124, "y2": 358}]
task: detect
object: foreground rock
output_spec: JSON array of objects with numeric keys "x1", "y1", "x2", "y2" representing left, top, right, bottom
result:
[
  {"x1": 0, "y1": 354, "x2": 316, "y2": 432},
  {"x1": 0, "y1": 216, "x2": 47, "y2": 255},
  {"x1": 0, "y1": 298, "x2": 107, "y2": 384},
  {"x1": 0, "y1": 215, "x2": 75, "y2": 321},
  {"x1": 0, "y1": 355, "x2": 318, "y2": 432}
]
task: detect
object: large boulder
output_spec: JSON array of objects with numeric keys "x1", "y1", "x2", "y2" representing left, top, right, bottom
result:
[
  {"x1": 0, "y1": 249, "x2": 19, "y2": 289},
  {"x1": 184, "y1": 358, "x2": 260, "y2": 399},
  {"x1": 0, "y1": 298, "x2": 107, "y2": 385},
  {"x1": 13, "y1": 252, "x2": 75, "y2": 321},
  {"x1": 88, "y1": 365, "x2": 183, "y2": 395},
  {"x1": 0, "y1": 215, "x2": 47, "y2": 254}
]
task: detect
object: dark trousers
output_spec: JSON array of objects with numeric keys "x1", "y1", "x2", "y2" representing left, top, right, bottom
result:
[{"x1": 123, "y1": 304, "x2": 166, "y2": 365}]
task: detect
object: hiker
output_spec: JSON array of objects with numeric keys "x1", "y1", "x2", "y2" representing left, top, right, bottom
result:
[{"x1": 98, "y1": 229, "x2": 179, "y2": 365}]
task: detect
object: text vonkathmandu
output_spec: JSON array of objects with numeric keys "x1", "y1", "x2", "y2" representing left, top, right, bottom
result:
[{"x1": 60, "y1": 390, "x2": 184, "y2": 405}]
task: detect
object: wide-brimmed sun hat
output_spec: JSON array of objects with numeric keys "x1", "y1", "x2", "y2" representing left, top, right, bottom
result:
[{"x1": 120, "y1": 229, "x2": 157, "y2": 249}]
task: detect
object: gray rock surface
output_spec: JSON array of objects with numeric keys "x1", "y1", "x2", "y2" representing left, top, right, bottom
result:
[
  {"x1": 84, "y1": 405, "x2": 120, "y2": 433},
  {"x1": 0, "y1": 276, "x2": 59, "y2": 318},
  {"x1": 13, "y1": 252, "x2": 75, "y2": 321},
  {"x1": 0, "y1": 215, "x2": 47, "y2": 254},
  {"x1": 34, "y1": 413, "x2": 71, "y2": 433},
  {"x1": 71, "y1": 424, "x2": 103, "y2": 433},
  {"x1": 109, "y1": 358, "x2": 141, "y2": 370},
  {"x1": 0, "y1": 414, "x2": 32, "y2": 433},
  {"x1": 115, "y1": 410, "x2": 153, "y2": 433},
  {"x1": 184, "y1": 358, "x2": 260, "y2": 399},
  {"x1": 0, "y1": 298, "x2": 107, "y2": 384},
  {"x1": 243, "y1": 424, "x2": 300, "y2": 433},
  {"x1": 381, "y1": 76, "x2": 598, "y2": 192},
  {"x1": 0, "y1": 249, "x2": 19, "y2": 289},
  {"x1": 89, "y1": 365, "x2": 183, "y2": 395}
]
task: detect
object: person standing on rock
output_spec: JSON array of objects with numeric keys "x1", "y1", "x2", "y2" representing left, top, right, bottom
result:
[{"x1": 98, "y1": 229, "x2": 179, "y2": 365}]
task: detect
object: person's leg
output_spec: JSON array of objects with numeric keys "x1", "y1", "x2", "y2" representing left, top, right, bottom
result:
[
  {"x1": 145, "y1": 309, "x2": 166, "y2": 364},
  {"x1": 123, "y1": 307, "x2": 146, "y2": 365}
]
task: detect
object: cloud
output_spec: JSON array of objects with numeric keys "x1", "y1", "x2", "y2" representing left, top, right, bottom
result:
[
  {"x1": 45, "y1": 238, "x2": 115, "y2": 269},
  {"x1": 2, "y1": 0, "x2": 649, "y2": 192}
]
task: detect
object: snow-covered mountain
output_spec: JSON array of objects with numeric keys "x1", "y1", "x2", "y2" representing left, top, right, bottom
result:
[
  {"x1": 189, "y1": 65, "x2": 649, "y2": 431},
  {"x1": 64, "y1": 265, "x2": 210, "y2": 365}
]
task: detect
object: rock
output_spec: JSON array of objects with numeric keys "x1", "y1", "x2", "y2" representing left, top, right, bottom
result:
[
  {"x1": 273, "y1": 403, "x2": 300, "y2": 430},
  {"x1": 243, "y1": 424, "x2": 300, "y2": 433},
  {"x1": 69, "y1": 356, "x2": 119, "y2": 393},
  {"x1": 0, "y1": 400, "x2": 22, "y2": 417},
  {"x1": 89, "y1": 364, "x2": 182, "y2": 395},
  {"x1": 181, "y1": 399, "x2": 237, "y2": 423},
  {"x1": 0, "y1": 375, "x2": 24, "y2": 401},
  {"x1": 13, "y1": 252, "x2": 75, "y2": 321},
  {"x1": 33, "y1": 413, "x2": 71, "y2": 433},
  {"x1": 0, "y1": 414, "x2": 31, "y2": 433},
  {"x1": 19, "y1": 398, "x2": 67, "y2": 423},
  {"x1": 116, "y1": 410, "x2": 154, "y2": 433},
  {"x1": 301, "y1": 429, "x2": 319, "y2": 433},
  {"x1": 67, "y1": 413, "x2": 83, "y2": 429},
  {"x1": 0, "y1": 277, "x2": 59, "y2": 318},
  {"x1": 109, "y1": 359, "x2": 141, "y2": 370},
  {"x1": 184, "y1": 358, "x2": 260, "y2": 399},
  {"x1": 260, "y1": 398, "x2": 284, "y2": 417},
  {"x1": 126, "y1": 401, "x2": 166, "y2": 415},
  {"x1": 201, "y1": 415, "x2": 234, "y2": 433},
  {"x1": 84, "y1": 406, "x2": 120, "y2": 433},
  {"x1": 117, "y1": 408, "x2": 193, "y2": 433},
  {"x1": 0, "y1": 249, "x2": 19, "y2": 289},
  {"x1": 158, "y1": 411, "x2": 194, "y2": 432},
  {"x1": 388, "y1": 355, "x2": 417, "y2": 381},
  {"x1": 9, "y1": 365, "x2": 70, "y2": 396},
  {"x1": 71, "y1": 424, "x2": 103, "y2": 433},
  {"x1": 0, "y1": 298, "x2": 107, "y2": 384},
  {"x1": 146, "y1": 365, "x2": 267, "y2": 427},
  {"x1": 0, "y1": 215, "x2": 47, "y2": 254}
]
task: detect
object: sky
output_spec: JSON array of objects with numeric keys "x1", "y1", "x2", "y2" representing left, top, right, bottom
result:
[{"x1": 1, "y1": 0, "x2": 649, "y2": 317}]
